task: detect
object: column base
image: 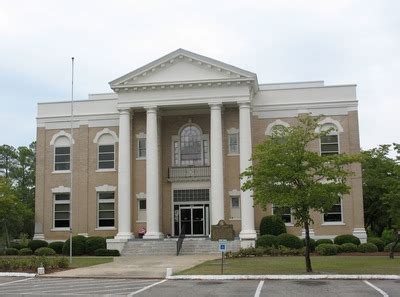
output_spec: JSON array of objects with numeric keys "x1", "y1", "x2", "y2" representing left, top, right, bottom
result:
[
  {"x1": 239, "y1": 229, "x2": 257, "y2": 240},
  {"x1": 143, "y1": 232, "x2": 164, "y2": 239},
  {"x1": 353, "y1": 227, "x2": 367, "y2": 243},
  {"x1": 301, "y1": 228, "x2": 315, "y2": 239},
  {"x1": 33, "y1": 233, "x2": 45, "y2": 240},
  {"x1": 115, "y1": 232, "x2": 134, "y2": 240}
]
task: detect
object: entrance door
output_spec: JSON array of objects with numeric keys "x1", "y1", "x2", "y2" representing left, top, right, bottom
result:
[
  {"x1": 192, "y1": 206, "x2": 204, "y2": 235},
  {"x1": 180, "y1": 207, "x2": 192, "y2": 235},
  {"x1": 179, "y1": 206, "x2": 205, "y2": 236}
]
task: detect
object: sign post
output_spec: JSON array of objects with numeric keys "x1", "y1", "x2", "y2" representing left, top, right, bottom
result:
[{"x1": 218, "y1": 239, "x2": 227, "y2": 274}]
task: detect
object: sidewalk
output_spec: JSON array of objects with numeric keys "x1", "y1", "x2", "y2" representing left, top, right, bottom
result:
[{"x1": 47, "y1": 255, "x2": 218, "y2": 278}]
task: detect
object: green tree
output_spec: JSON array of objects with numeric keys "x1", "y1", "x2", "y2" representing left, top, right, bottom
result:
[
  {"x1": 0, "y1": 145, "x2": 17, "y2": 178},
  {"x1": 241, "y1": 115, "x2": 360, "y2": 272}
]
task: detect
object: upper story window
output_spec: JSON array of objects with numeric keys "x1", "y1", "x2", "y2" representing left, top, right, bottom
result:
[
  {"x1": 93, "y1": 128, "x2": 118, "y2": 170},
  {"x1": 53, "y1": 192, "x2": 70, "y2": 228},
  {"x1": 320, "y1": 124, "x2": 339, "y2": 155},
  {"x1": 54, "y1": 136, "x2": 71, "y2": 171},
  {"x1": 265, "y1": 120, "x2": 290, "y2": 144},
  {"x1": 227, "y1": 128, "x2": 239, "y2": 155},
  {"x1": 136, "y1": 133, "x2": 146, "y2": 159},
  {"x1": 173, "y1": 123, "x2": 209, "y2": 167}
]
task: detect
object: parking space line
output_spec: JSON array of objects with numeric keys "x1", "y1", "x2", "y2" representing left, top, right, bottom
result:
[
  {"x1": 254, "y1": 280, "x2": 264, "y2": 297},
  {"x1": 128, "y1": 279, "x2": 167, "y2": 296},
  {"x1": 363, "y1": 280, "x2": 389, "y2": 297},
  {"x1": 0, "y1": 278, "x2": 33, "y2": 286}
]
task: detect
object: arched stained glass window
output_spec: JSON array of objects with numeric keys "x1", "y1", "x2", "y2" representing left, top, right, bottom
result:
[{"x1": 180, "y1": 125, "x2": 202, "y2": 166}]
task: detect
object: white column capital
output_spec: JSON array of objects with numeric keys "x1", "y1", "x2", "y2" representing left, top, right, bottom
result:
[
  {"x1": 144, "y1": 106, "x2": 158, "y2": 113},
  {"x1": 237, "y1": 101, "x2": 251, "y2": 109},
  {"x1": 118, "y1": 108, "x2": 132, "y2": 115},
  {"x1": 209, "y1": 102, "x2": 222, "y2": 109}
]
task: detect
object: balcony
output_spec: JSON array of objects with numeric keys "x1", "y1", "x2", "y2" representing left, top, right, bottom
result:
[{"x1": 168, "y1": 166, "x2": 211, "y2": 182}]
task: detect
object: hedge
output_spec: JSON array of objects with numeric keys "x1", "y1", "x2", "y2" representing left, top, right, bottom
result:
[
  {"x1": 277, "y1": 233, "x2": 303, "y2": 249},
  {"x1": 86, "y1": 237, "x2": 107, "y2": 255},
  {"x1": 5, "y1": 248, "x2": 19, "y2": 255},
  {"x1": 48, "y1": 242, "x2": 64, "y2": 254},
  {"x1": 316, "y1": 243, "x2": 337, "y2": 256},
  {"x1": 259, "y1": 215, "x2": 287, "y2": 236},
  {"x1": 94, "y1": 249, "x2": 120, "y2": 256},
  {"x1": 334, "y1": 235, "x2": 360, "y2": 246},
  {"x1": 384, "y1": 242, "x2": 400, "y2": 252},
  {"x1": 28, "y1": 240, "x2": 48, "y2": 252},
  {"x1": 0, "y1": 256, "x2": 69, "y2": 271},
  {"x1": 62, "y1": 235, "x2": 87, "y2": 256},
  {"x1": 256, "y1": 235, "x2": 278, "y2": 248},
  {"x1": 9, "y1": 242, "x2": 22, "y2": 250},
  {"x1": 367, "y1": 238, "x2": 384, "y2": 252},
  {"x1": 339, "y1": 243, "x2": 358, "y2": 253},
  {"x1": 301, "y1": 238, "x2": 316, "y2": 252},
  {"x1": 357, "y1": 243, "x2": 378, "y2": 253},
  {"x1": 381, "y1": 229, "x2": 396, "y2": 245},
  {"x1": 19, "y1": 248, "x2": 33, "y2": 256},
  {"x1": 35, "y1": 247, "x2": 56, "y2": 256},
  {"x1": 315, "y1": 239, "x2": 333, "y2": 246}
]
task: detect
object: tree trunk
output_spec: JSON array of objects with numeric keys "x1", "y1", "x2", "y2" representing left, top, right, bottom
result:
[
  {"x1": 304, "y1": 221, "x2": 313, "y2": 272},
  {"x1": 389, "y1": 238, "x2": 399, "y2": 259}
]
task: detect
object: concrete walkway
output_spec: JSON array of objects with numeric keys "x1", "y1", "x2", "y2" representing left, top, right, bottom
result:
[{"x1": 48, "y1": 255, "x2": 218, "y2": 278}]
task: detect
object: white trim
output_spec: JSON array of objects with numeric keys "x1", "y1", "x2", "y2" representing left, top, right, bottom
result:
[
  {"x1": 97, "y1": 143, "x2": 116, "y2": 170},
  {"x1": 95, "y1": 184, "x2": 117, "y2": 192},
  {"x1": 136, "y1": 192, "x2": 146, "y2": 199},
  {"x1": 93, "y1": 128, "x2": 119, "y2": 143},
  {"x1": 51, "y1": 170, "x2": 71, "y2": 174},
  {"x1": 51, "y1": 186, "x2": 70, "y2": 193},
  {"x1": 227, "y1": 127, "x2": 239, "y2": 134},
  {"x1": 228, "y1": 189, "x2": 240, "y2": 196},
  {"x1": 265, "y1": 119, "x2": 290, "y2": 136},
  {"x1": 50, "y1": 228, "x2": 70, "y2": 231},
  {"x1": 136, "y1": 132, "x2": 146, "y2": 138},
  {"x1": 95, "y1": 227, "x2": 117, "y2": 231},
  {"x1": 49, "y1": 130, "x2": 75, "y2": 145},
  {"x1": 321, "y1": 222, "x2": 346, "y2": 226},
  {"x1": 96, "y1": 168, "x2": 116, "y2": 173},
  {"x1": 316, "y1": 117, "x2": 344, "y2": 133},
  {"x1": 271, "y1": 204, "x2": 293, "y2": 225},
  {"x1": 227, "y1": 131, "x2": 239, "y2": 155}
]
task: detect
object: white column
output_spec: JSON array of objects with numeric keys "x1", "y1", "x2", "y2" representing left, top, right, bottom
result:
[
  {"x1": 209, "y1": 103, "x2": 225, "y2": 225},
  {"x1": 143, "y1": 106, "x2": 163, "y2": 239},
  {"x1": 238, "y1": 101, "x2": 257, "y2": 245},
  {"x1": 115, "y1": 109, "x2": 133, "y2": 240}
]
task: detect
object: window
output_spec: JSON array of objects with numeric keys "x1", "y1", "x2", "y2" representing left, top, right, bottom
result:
[
  {"x1": 98, "y1": 192, "x2": 115, "y2": 227},
  {"x1": 320, "y1": 124, "x2": 339, "y2": 155},
  {"x1": 230, "y1": 195, "x2": 240, "y2": 219},
  {"x1": 271, "y1": 125, "x2": 287, "y2": 143},
  {"x1": 228, "y1": 133, "x2": 239, "y2": 154},
  {"x1": 54, "y1": 136, "x2": 71, "y2": 171},
  {"x1": 273, "y1": 205, "x2": 292, "y2": 224},
  {"x1": 324, "y1": 199, "x2": 342, "y2": 223},
  {"x1": 54, "y1": 193, "x2": 70, "y2": 228},
  {"x1": 138, "y1": 138, "x2": 146, "y2": 159},
  {"x1": 137, "y1": 193, "x2": 147, "y2": 222},
  {"x1": 173, "y1": 189, "x2": 210, "y2": 202},
  {"x1": 98, "y1": 145, "x2": 114, "y2": 169}
]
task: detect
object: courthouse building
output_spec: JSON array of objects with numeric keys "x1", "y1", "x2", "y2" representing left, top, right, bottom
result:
[{"x1": 33, "y1": 49, "x2": 367, "y2": 250}]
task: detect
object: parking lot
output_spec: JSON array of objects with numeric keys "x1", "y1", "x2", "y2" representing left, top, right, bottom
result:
[{"x1": 0, "y1": 277, "x2": 398, "y2": 296}]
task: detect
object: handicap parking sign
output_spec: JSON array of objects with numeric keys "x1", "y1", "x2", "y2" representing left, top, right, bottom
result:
[{"x1": 218, "y1": 239, "x2": 227, "y2": 252}]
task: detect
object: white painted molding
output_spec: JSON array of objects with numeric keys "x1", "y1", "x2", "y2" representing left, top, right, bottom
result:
[
  {"x1": 49, "y1": 130, "x2": 75, "y2": 145},
  {"x1": 265, "y1": 119, "x2": 290, "y2": 136},
  {"x1": 316, "y1": 117, "x2": 344, "y2": 133},
  {"x1": 93, "y1": 128, "x2": 119, "y2": 143},
  {"x1": 136, "y1": 132, "x2": 146, "y2": 139},
  {"x1": 227, "y1": 128, "x2": 239, "y2": 134},
  {"x1": 136, "y1": 192, "x2": 146, "y2": 199},
  {"x1": 51, "y1": 186, "x2": 71, "y2": 193},
  {"x1": 95, "y1": 184, "x2": 117, "y2": 192},
  {"x1": 228, "y1": 189, "x2": 240, "y2": 196}
]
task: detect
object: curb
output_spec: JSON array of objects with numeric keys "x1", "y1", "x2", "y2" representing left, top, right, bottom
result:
[
  {"x1": 167, "y1": 274, "x2": 400, "y2": 280},
  {"x1": 0, "y1": 272, "x2": 36, "y2": 278}
]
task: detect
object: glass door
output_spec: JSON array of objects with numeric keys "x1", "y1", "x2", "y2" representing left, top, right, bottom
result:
[
  {"x1": 192, "y1": 206, "x2": 204, "y2": 235},
  {"x1": 180, "y1": 207, "x2": 192, "y2": 235}
]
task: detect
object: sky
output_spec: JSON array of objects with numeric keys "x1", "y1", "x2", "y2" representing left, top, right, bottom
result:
[{"x1": 0, "y1": 0, "x2": 399, "y2": 151}]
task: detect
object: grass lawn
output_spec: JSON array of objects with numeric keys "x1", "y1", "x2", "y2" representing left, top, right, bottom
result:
[
  {"x1": 68, "y1": 257, "x2": 114, "y2": 268},
  {"x1": 178, "y1": 256, "x2": 400, "y2": 275}
]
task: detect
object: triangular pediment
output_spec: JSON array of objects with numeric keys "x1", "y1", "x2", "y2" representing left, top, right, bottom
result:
[{"x1": 109, "y1": 49, "x2": 257, "y2": 88}]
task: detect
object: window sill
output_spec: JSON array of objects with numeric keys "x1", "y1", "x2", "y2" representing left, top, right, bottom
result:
[
  {"x1": 229, "y1": 218, "x2": 241, "y2": 221},
  {"x1": 285, "y1": 223, "x2": 294, "y2": 227},
  {"x1": 96, "y1": 169, "x2": 116, "y2": 173},
  {"x1": 95, "y1": 227, "x2": 116, "y2": 231},
  {"x1": 321, "y1": 222, "x2": 346, "y2": 226},
  {"x1": 51, "y1": 228, "x2": 70, "y2": 232},
  {"x1": 227, "y1": 153, "x2": 239, "y2": 156},
  {"x1": 52, "y1": 170, "x2": 71, "y2": 174},
  {"x1": 136, "y1": 220, "x2": 146, "y2": 223},
  {"x1": 136, "y1": 157, "x2": 146, "y2": 161}
]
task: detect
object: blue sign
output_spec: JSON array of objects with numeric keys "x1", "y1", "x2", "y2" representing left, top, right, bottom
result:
[{"x1": 218, "y1": 239, "x2": 227, "y2": 252}]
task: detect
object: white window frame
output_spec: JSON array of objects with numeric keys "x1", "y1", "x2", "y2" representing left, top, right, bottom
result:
[
  {"x1": 322, "y1": 198, "x2": 345, "y2": 225},
  {"x1": 229, "y1": 189, "x2": 241, "y2": 220},
  {"x1": 97, "y1": 191, "x2": 116, "y2": 229},
  {"x1": 227, "y1": 128, "x2": 239, "y2": 156},
  {"x1": 136, "y1": 192, "x2": 147, "y2": 223},
  {"x1": 52, "y1": 189, "x2": 71, "y2": 231},
  {"x1": 319, "y1": 124, "x2": 340, "y2": 155},
  {"x1": 136, "y1": 132, "x2": 146, "y2": 160},
  {"x1": 272, "y1": 204, "x2": 294, "y2": 226},
  {"x1": 97, "y1": 143, "x2": 115, "y2": 170},
  {"x1": 53, "y1": 145, "x2": 71, "y2": 173},
  {"x1": 93, "y1": 129, "x2": 118, "y2": 172}
]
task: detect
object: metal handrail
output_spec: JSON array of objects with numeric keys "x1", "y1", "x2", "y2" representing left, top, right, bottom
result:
[{"x1": 176, "y1": 224, "x2": 186, "y2": 256}]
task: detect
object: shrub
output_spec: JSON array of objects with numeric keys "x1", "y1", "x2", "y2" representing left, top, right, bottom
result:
[
  {"x1": 259, "y1": 215, "x2": 287, "y2": 236},
  {"x1": 340, "y1": 243, "x2": 358, "y2": 253},
  {"x1": 357, "y1": 243, "x2": 378, "y2": 253},
  {"x1": 335, "y1": 244, "x2": 343, "y2": 253},
  {"x1": 384, "y1": 242, "x2": 400, "y2": 252},
  {"x1": 0, "y1": 256, "x2": 69, "y2": 272},
  {"x1": 316, "y1": 243, "x2": 337, "y2": 256},
  {"x1": 277, "y1": 233, "x2": 303, "y2": 249},
  {"x1": 9, "y1": 242, "x2": 22, "y2": 250},
  {"x1": 334, "y1": 235, "x2": 360, "y2": 246},
  {"x1": 35, "y1": 247, "x2": 56, "y2": 256},
  {"x1": 381, "y1": 229, "x2": 396, "y2": 245},
  {"x1": 19, "y1": 248, "x2": 33, "y2": 256},
  {"x1": 301, "y1": 238, "x2": 316, "y2": 252},
  {"x1": 19, "y1": 233, "x2": 30, "y2": 248},
  {"x1": 62, "y1": 235, "x2": 87, "y2": 256},
  {"x1": 85, "y1": 237, "x2": 106, "y2": 255},
  {"x1": 315, "y1": 239, "x2": 333, "y2": 246},
  {"x1": 5, "y1": 248, "x2": 19, "y2": 255},
  {"x1": 28, "y1": 240, "x2": 48, "y2": 252},
  {"x1": 49, "y1": 242, "x2": 65, "y2": 254},
  {"x1": 256, "y1": 235, "x2": 278, "y2": 248},
  {"x1": 94, "y1": 249, "x2": 120, "y2": 256},
  {"x1": 367, "y1": 238, "x2": 384, "y2": 252}
]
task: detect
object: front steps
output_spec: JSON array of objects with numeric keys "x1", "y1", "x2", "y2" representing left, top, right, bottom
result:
[{"x1": 121, "y1": 238, "x2": 241, "y2": 256}]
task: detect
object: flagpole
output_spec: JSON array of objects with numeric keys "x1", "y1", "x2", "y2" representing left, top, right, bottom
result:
[{"x1": 69, "y1": 57, "x2": 75, "y2": 264}]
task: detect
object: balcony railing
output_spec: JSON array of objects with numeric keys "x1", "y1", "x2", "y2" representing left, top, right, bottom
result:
[{"x1": 168, "y1": 166, "x2": 211, "y2": 181}]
